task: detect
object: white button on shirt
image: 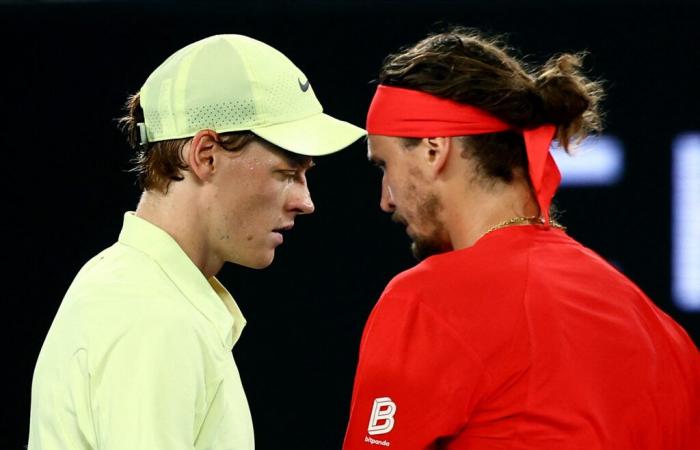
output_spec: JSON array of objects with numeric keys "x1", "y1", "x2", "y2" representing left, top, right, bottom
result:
[{"x1": 29, "y1": 212, "x2": 254, "y2": 450}]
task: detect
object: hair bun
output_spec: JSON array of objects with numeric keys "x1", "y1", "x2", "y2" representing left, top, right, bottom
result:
[
  {"x1": 535, "y1": 54, "x2": 592, "y2": 127},
  {"x1": 379, "y1": 29, "x2": 604, "y2": 150}
]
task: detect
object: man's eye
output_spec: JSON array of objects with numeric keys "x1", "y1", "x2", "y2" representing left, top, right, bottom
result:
[{"x1": 280, "y1": 170, "x2": 298, "y2": 181}]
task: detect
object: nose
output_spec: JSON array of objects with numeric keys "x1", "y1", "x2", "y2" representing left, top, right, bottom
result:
[
  {"x1": 380, "y1": 176, "x2": 395, "y2": 213},
  {"x1": 289, "y1": 181, "x2": 315, "y2": 215}
]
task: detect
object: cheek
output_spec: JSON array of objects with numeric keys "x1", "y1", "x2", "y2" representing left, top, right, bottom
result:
[
  {"x1": 228, "y1": 181, "x2": 286, "y2": 234},
  {"x1": 396, "y1": 181, "x2": 427, "y2": 225}
]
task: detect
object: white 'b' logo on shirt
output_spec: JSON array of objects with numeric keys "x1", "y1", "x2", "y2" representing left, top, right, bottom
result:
[{"x1": 367, "y1": 397, "x2": 397, "y2": 435}]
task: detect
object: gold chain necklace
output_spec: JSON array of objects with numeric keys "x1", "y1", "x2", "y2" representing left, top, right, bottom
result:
[{"x1": 480, "y1": 216, "x2": 566, "y2": 241}]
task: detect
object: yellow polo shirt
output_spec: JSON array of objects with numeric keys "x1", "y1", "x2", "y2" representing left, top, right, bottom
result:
[{"x1": 29, "y1": 213, "x2": 254, "y2": 450}]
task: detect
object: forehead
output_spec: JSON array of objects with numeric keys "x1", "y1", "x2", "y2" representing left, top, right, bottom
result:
[
  {"x1": 367, "y1": 135, "x2": 403, "y2": 161},
  {"x1": 246, "y1": 139, "x2": 314, "y2": 168}
]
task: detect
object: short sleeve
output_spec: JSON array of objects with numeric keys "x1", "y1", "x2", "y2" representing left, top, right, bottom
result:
[{"x1": 343, "y1": 290, "x2": 488, "y2": 449}]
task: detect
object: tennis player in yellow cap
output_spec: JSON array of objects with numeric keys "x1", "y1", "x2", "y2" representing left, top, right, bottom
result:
[{"x1": 28, "y1": 34, "x2": 365, "y2": 450}]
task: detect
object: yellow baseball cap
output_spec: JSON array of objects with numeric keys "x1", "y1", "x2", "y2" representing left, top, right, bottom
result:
[{"x1": 138, "y1": 34, "x2": 366, "y2": 155}]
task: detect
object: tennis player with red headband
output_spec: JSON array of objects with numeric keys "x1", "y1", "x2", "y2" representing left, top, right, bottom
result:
[{"x1": 343, "y1": 29, "x2": 700, "y2": 450}]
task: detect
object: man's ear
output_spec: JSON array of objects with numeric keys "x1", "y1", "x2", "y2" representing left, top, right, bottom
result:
[
  {"x1": 423, "y1": 137, "x2": 452, "y2": 180},
  {"x1": 186, "y1": 129, "x2": 220, "y2": 181}
]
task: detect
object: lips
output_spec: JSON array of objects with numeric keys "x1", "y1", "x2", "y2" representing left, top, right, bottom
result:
[
  {"x1": 271, "y1": 224, "x2": 294, "y2": 245},
  {"x1": 272, "y1": 223, "x2": 294, "y2": 233},
  {"x1": 391, "y1": 212, "x2": 408, "y2": 227}
]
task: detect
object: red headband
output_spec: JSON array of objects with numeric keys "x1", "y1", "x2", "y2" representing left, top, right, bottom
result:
[{"x1": 366, "y1": 85, "x2": 560, "y2": 225}]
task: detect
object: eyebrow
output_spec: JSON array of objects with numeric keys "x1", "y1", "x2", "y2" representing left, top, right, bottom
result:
[
  {"x1": 260, "y1": 138, "x2": 315, "y2": 169},
  {"x1": 285, "y1": 154, "x2": 315, "y2": 169},
  {"x1": 369, "y1": 156, "x2": 384, "y2": 167}
]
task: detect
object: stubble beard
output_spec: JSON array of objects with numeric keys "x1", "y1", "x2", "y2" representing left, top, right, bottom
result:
[
  {"x1": 393, "y1": 190, "x2": 452, "y2": 261},
  {"x1": 411, "y1": 192, "x2": 452, "y2": 260}
]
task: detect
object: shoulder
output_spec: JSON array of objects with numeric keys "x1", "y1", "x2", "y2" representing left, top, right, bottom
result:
[
  {"x1": 365, "y1": 231, "x2": 542, "y2": 355},
  {"x1": 64, "y1": 241, "x2": 184, "y2": 310},
  {"x1": 56, "y1": 243, "x2": 211, "y2": 346},
  {"x1": 72, "y1": 242, "x2": 170, "y2": 290},
  {"x1": 380, "y1": 236, "x2": 532, "y2": 309}
]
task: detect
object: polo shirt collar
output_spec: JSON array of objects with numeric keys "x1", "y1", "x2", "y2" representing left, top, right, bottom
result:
[{"x1": 118, "y1": 212, "x2": 246, "y2": 350}]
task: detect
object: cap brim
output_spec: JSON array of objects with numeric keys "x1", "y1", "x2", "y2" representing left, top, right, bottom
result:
[{"x1": 251, "y1": 113, "x2": 366, "y2": 156}]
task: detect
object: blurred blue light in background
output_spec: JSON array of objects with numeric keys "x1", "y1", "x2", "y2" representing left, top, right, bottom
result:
[
  {"x1": 673, "y1": 132, "x2": 700, "y2": 311},
  {"x1": 552, "y1": 135, "x2": 625, "y2": 187}
]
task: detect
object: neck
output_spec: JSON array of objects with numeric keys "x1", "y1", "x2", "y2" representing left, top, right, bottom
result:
[
  {"x1": 135, "y1": 189, "x2": 223, "y2": 278},
  {"x1": 442, "y1": 175, "x2": 539, "y2": 250}
]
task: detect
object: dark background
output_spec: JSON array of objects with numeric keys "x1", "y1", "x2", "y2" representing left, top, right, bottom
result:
[{"x1": 2, "y1": 1, "x2": 698, "y2": 448}]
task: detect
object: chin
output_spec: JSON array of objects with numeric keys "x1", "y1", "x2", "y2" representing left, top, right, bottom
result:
[
  {"x1": 231, "y1": 251, "x2": 275, "y2": 270},
  {"x1": 411, "y1": 238, "x2": 452, "y2": 261},
  {"x1": 254, "y1": 260, "x2": 274, "y2": 270},
  {"x1": 250, "y1": 253, "x2": 276, "y2": 270}
]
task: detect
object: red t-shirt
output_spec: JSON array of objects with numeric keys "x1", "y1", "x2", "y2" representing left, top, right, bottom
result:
[{"x1": 343, "y1": 226, "x2": 700, "y2": 450}]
